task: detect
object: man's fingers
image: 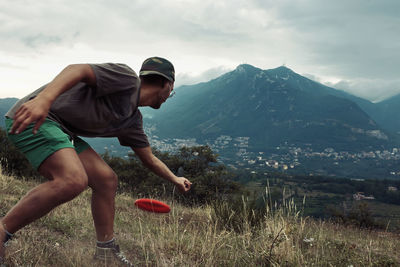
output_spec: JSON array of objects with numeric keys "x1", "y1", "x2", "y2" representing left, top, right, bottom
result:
[
  {"x1": 14, "y1": 104, "x2": 30, "y2": 120},
  {"x1": 10, "y1": 106, "x2": 31, "y2": 133},
  {"x1": 183, "y1": 180, "x2": 192, "y2": 191},
  {"x1": 10, "y1": 114, "x2": 30, "y2": 134},
  {"x1": 14, "y1": 119, "x2": 33, "y2": 134},
  {"x1": 10, "y1": 117, "x2": 24, "y2": 134},
  {"x1": 14, "y1": 105, "x2": 25, "y2": 118},
  {"x1": 12, "y1": 113, "x2": 37, "y2": 134},
  {"x1": 10, "y1": 122, "x2": 19, "y2": 134},
  {"x1": 33, "y1": 117, "x2": 46, "y2": 134},
  {"x1": 175, "y1": 178, "x2": 191, "y2": 193}
]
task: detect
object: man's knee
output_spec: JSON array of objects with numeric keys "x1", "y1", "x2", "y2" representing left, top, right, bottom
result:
[
  {"x1": 52, "y1": 171, "x2": 88, "y2": 202},
  {"x1": 90, "y1": 168, "x2": 118, "y2": 193},
  {"x1": 64, "y1": 176, "x2": 88, "y2": 196}
]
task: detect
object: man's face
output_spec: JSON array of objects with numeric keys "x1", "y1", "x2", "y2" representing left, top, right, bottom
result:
[{"x1": 151, "y1": 81, "x2": 174, "y2": 109}]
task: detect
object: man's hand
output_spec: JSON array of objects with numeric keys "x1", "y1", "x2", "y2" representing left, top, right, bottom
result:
[
  {"x1": 132, "y1": 147, "x2": 193, "y2": 193},
  {"x1": 174, "y1": 177, "x2": 192, "y2": 193},
  {"x1": 10, "y1": 96, "x2": 51, "y2": 134},
  {"x1": 9, "y1": 64, "x2": 96, "y2": 135}
]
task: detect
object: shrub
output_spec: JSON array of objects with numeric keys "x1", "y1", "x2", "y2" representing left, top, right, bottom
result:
[
  {"x1": 103, "y1": 146, "x2": 243, "y2": 205},
  {"x1": 327, "y1": 202, "x2": 384, "y2": 229}
]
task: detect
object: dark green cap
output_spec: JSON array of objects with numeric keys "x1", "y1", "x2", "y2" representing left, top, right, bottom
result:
[{"x1": 139, "y1": 57, "x2": 175, "y2": 82}]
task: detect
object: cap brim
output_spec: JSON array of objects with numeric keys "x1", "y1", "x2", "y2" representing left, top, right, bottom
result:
[{"x1": 139, "y1": 70, "x2": 174, "y2": 82}]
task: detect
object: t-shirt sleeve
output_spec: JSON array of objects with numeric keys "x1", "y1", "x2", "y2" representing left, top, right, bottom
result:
[
  {"x1": 118, "y1": 127, "x2": 150, "y2": 148},
  {"x1": 89, "y1": 63, "x2": 139, "y2": 97},
  {"x1": 117, "y1": 111, "x2": 150, "y2": 148}
]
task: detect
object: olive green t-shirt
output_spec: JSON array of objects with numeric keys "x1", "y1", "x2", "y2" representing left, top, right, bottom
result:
[{"x1": 6, "y1": 63, "x2": 150, "y2": 148}]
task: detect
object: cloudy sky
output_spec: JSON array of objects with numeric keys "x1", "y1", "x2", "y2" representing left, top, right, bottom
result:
[{"x1": 0, "y1": 0, "x2": 399, "y2": 102}]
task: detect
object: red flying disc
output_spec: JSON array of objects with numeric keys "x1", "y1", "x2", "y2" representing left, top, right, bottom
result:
[{"x1": 134, "y1": 198, "x2": 171, "y2": 213}]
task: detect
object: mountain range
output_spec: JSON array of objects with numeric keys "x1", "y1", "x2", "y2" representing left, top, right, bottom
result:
[
  {"x1": 143, "y1": 64, "x2": 400, "y2": 152},
  {"x1": 1, "y1": 65, "x2": 400, "y2": 154},
  {"x1": 0, "y1": 98, "x2": 18, "y2": 128}
]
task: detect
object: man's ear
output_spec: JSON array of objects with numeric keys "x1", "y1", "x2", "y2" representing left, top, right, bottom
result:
[
  {"x1": 162, "y1": 81, "x2": 171, "y2": 90},
  {"x1": 167, "y1": 81, "x2": 174, "y2": 91}
]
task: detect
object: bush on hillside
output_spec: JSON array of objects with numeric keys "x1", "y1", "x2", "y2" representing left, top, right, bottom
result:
[
  {"x1": 103, "y1": 146, "x2": 243, "y2": 205},
  {"x1": 327, "y1": 202, "x2": 384, "y2": 230}
]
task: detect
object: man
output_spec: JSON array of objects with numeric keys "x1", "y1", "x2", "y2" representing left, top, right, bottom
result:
[{"x1": 0, "y1": 57, "x2": 192, "y2": 262}]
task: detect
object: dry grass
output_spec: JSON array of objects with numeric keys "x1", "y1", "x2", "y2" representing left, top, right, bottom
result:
[{"x1": 1, "y1": 170, "x2": 399, "y2": 266}]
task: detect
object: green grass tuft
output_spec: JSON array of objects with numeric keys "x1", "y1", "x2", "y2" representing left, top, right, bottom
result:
[{"x1": 1, "y1": 170, "x2": 399, "y2": 266}]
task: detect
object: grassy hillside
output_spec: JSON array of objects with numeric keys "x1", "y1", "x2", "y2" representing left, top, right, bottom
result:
[{"x1": 1, "y1": 170, "x2": 399, "y2": 266}]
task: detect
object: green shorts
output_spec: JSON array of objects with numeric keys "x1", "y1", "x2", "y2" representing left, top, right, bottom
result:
[{"x1": 5, "y1": 118, "x2": 90, "y2": 170}]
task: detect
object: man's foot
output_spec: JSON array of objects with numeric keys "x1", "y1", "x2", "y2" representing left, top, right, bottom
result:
[
  {"x1": 94, "y1": 243, "x2": 119, "y2": 262},
  {"x1": 94, "y1": 239, "x2": 133, "y2": 266}
]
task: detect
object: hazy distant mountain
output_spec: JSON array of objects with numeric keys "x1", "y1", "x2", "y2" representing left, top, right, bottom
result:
[
  {"x1": 373, "y1": 93, "x2": 400, "y2": 134},
  {"x1": 146, "y1": 64, "x2": 397, "y2": 151},
  {"x1": 0, "y1": 98, "x2": 18, "y2": 128}
]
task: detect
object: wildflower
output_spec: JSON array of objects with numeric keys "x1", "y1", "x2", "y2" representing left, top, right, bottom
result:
[
  {"x1": 303, "y1": 237, "x2": 314, "y2": 247},
  {"x1": 303, "y1": 237, "x2": 314, "y2": 243}
]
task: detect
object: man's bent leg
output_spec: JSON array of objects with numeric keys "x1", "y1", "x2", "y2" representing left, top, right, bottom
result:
[
  {"x1": 78, "y1": 148, "x2": 117, "y2": 242},
  {"x1": 0, "y1": 148, "x2": 88, "y2": 234},
  {"x1": 0, "y1": 223, "x2": 6, "y2": 260}
]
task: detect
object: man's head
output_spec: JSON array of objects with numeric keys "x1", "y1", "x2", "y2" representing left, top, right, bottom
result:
[
  {"x1": 139, "y1": 57, "x2": 175, "y2": 109},
  {"x1": 140, "y1": 57, "x2": 175, "y2": 82}
]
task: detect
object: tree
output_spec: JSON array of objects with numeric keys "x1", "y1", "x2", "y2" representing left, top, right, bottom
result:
[{"x1": 102, "y1": 146, "x2": 243, "y2": 205}]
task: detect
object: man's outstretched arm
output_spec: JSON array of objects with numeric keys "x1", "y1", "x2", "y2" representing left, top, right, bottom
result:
[
  {"x1": 132, "y1": 146, "x2": 192, "y2": 193},
  {"x1": 10, "y1": 64, "x2": 96, "y2": 135}
]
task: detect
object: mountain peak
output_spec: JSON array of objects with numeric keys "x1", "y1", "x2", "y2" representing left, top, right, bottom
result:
[
  {"x1": 269, "y1": 65, "x2": 294, "y2": 74},
  {"x1": 235, "y1": 64, "x2": 261, "y2": 73},
  {"x1": 276, "y1": 65, "x2": 292, "y2": 70},
  {"x1": 234, "y1": 64, "x2": 294, "y2": 74}
]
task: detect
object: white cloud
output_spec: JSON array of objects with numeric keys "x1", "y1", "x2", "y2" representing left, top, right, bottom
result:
[
  {"x1": 326, "y1": 79, "x2": 400, "y2": 103},
  {"x1": 304, "y1": 72, "x2": 400, "y2": 102},
  {"x1": 0, "y1": 0, "x2": 398, "y2": 100},
  {"x1": 176, "y1": 66, "x2": 233, "y2": 87}
]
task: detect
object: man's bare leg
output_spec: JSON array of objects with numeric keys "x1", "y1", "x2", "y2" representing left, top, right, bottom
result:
[
  {"x1": 0, "y1": 223, "x2": 6, "y2": 260},
  {"x1": 78, "y1": 148, "x2": 117, "y2": 242},
  {"x1": 0, "y1": 148, "x2": 88, "y2": 253}
]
